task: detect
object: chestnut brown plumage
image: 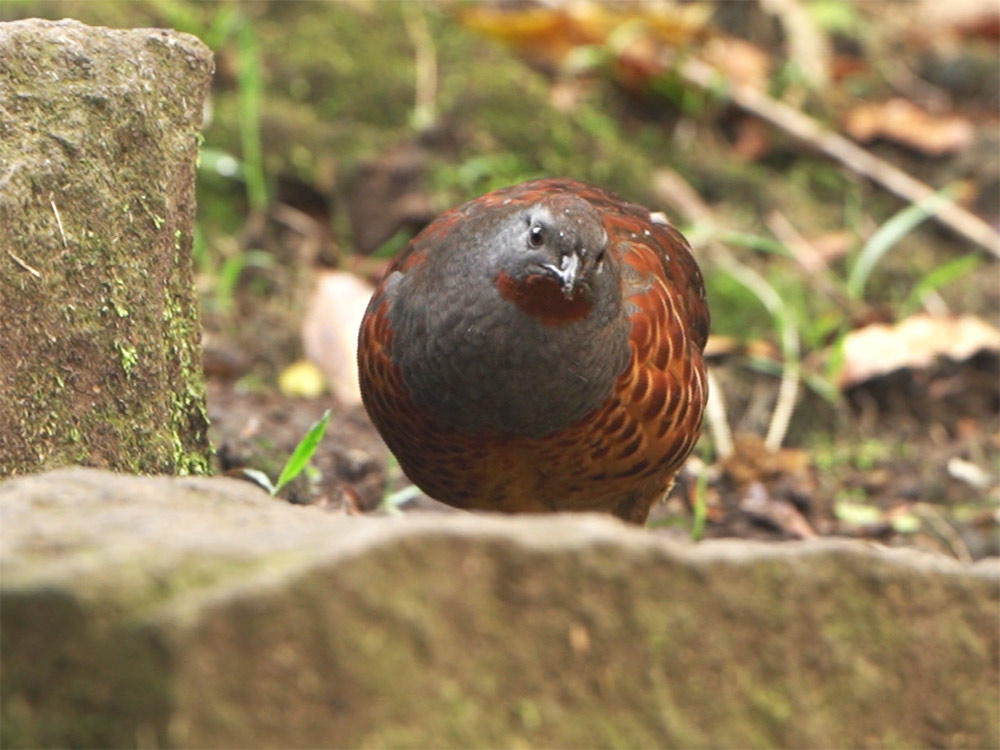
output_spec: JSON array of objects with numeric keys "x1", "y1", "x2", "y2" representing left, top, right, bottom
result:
[{"x1": 358, "y1": 178, "x2": 708, "y2": 523}]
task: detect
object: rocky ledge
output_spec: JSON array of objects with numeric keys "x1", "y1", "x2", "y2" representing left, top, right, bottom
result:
[{"x1": 2, "y1": 468, "x2": 996, "y2": 748}]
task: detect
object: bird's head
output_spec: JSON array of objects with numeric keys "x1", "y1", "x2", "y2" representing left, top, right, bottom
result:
[{"x1": 490, "y1": 193, "x2": 616, "y2": 324}]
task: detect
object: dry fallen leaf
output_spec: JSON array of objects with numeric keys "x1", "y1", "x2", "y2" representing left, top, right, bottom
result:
[
  {"x1": 844, "y1": 98, "x2": 975, "y2": 156},
  {"x1": 461, "y1": 2, "x2": 610, "y2": 65},
  {"x1": 839, "y1": 313, "x2": 1000, "y2": 388},
  {"x1": 702, "y1": 36, "x2": 771, "y2": 90},
  {"x1": 947, "y1": 457, "x2": 994, "y2": 490},
  {"x1": 301, "y1": 270, "x2": 376, "y2": 406},
  {"x1": 831, "y1": 54, "x2": 868, "y2": 82},
  {"x1": 917, "y1": 0, "x2": 1000, "y2": 39},
  {"x1": 730, "y1": 117, "x2": 773, "y2": 161},
  {"x1": 461, "y1": 0, "x2": 711, "y2": 68},
  {"x1": 739, "y1": 481, "x2": 818, "y2": 539},
  {"x1": 809, "y1": 231, "x2": 854, "y2": 265}
]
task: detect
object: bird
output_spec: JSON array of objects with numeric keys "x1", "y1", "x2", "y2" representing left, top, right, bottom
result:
[{"x1": 357, "y1": 178, "x2": 709, "y2": 524}]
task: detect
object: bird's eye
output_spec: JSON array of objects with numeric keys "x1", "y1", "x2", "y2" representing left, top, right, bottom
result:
[{"x1": 528, "y1": 224, "x2": 545, "y2": 248}]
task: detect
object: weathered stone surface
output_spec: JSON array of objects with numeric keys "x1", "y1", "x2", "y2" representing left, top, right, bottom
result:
[
  {"x1": 0, "y1": 20, "x2": 213, "y2": 476},
  {"x1": 1, "y1": 468, "x2": 997, "y2": 748}
]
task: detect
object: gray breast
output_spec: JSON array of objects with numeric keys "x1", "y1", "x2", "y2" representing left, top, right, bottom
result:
[{"x1": 387, "y1": 275, "x2": 630, "y2": 438}]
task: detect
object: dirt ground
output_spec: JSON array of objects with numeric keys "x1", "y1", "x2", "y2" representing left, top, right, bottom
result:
[
  {"x1": 205, "y1": 343, "x2": 999, "y2": 561},
  {"x1": 9, "y1": 0, "x2": 991, "y2": 561}
]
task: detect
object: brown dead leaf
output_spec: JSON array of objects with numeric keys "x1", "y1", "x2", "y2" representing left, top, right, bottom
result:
[
  {"x1": 831, "y1": 54, "x2": 868, "y2": 82},
  {"x1": 614, "y1": 28, "x2": 685, "y2": 93},
  {"x1": 746, "y1": 339, "x2": 781, "y2": 361},
  {"x1": 301, "y1": 270, "x2": 376, "y2": 406},
  {"x1": 702, "y1": 36, "x2": 771, "y2": 90},
  {"x1": 731, "y1": 118, "x2": 773, "y2": 161},
  {"x1": 810, "y1": 231, "x2": 854, "y2": 265},
  {"x1": 715, "y1": 435, "x2": 820, "y2": 539},
  {"x1": 839, "y1": 314, "x2": 1000, "y2": 388},
  {"x1": 460, "y1": 2, "x2": 610, "y2": 65},
  {"x1": 739, "y1": 481, "x2": 818, "y2": 539},
  {"x1": 844, "y1": 98, "x2": 974, "y2": 156},
  {"x1": 640, "y1": 2, "x2": 714, "y2": 45},
  {"x1": 722, "y1": 434, "x2": 813, "y2": 486},
  {"x1": 917, "y1": 0, "x2": 1000, "y2": 39},
  {"x1": 461, "y1": 0, "x2": 711, "y2": 70}
]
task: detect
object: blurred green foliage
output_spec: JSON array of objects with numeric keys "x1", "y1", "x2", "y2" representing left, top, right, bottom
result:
[{"x1": 2, "y1": 0, "x2": 990, "y2": 416}]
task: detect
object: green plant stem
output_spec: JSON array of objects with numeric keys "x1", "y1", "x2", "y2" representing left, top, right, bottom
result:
[
  {"x1": 691, "y1": 468, "x2": 708, "y2": 541},
  {"x1": 847, "y1": 187, "x2": 954, "y2": 300},
  {"x1": 715, "y1": 254, "x2": 801, "y2": 452},
  {"x1": 237, "y1": 18, "x2": 268, "y2": 212}
]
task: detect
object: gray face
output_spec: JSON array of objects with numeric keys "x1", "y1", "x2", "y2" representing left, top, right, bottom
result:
[
  {"x1": 504, "y1": 197, "x2": 611, "y2": 296},
  {"x1": 385, "y1": 195, "x2": 631, "y2": 438}
]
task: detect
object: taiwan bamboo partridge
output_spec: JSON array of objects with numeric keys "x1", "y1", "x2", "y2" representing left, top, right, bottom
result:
[{"x1": 357, "y1": 178, "x2": 708, "y2": 523}]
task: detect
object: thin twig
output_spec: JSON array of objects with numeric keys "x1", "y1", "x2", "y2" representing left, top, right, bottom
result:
[
  {"x1": 50, "y1": 197, "x2": 68, "y2": 248},
  {"x1": 765, "y1": 209, "x2": 852, "y2": 307},
  {"x1": 678, "y1": 57, "x2": 1000, "y2": 258},
  {"x1": 704, "y1": 368, "x2": 734, "y2": 459},
  {"x1": 403, "y1": 2, "x2": 437, "y2": 130},
  {"x1": 7, "y1": 250, "x2": 41, "y2": 278}
]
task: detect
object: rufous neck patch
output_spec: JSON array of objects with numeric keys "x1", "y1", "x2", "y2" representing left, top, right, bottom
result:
[{"x1": 496, "y1": 271, "x2": 592, "y2": 326}]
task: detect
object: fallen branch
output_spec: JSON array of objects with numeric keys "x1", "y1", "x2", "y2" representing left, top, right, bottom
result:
[{"x1": 678, "y1": 57, "x2": 1000, "y2": 258}]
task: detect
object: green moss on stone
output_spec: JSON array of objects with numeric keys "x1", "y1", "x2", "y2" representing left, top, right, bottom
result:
[{"x1": 0, "y1": 20, "x2": 213, "y2": 476}]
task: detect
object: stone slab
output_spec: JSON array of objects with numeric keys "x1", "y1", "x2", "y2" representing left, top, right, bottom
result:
[{"x1": 2, "y1": 468, "x2": 997, "y2": 748}]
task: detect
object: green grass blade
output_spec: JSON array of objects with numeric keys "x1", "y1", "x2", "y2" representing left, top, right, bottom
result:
[
  {"x1": 713, "y1": 230, "x2": 793, "y2": 257},
  {"x1": 691, "y1": 468, "x2": 708, "y2": 541},
  {"x1": 203, "y1": 5, "x2": 242, "y2": 50},
  {"x1": 273, "y1": 409, "x2": 332, "y2": 495},
  {"x1": 237, "y1": 18, "x2": 268, "y2": 211},
  {"x1": 715, "y1": 257, "x2": 801, "y2": 450},
  {"x1": 847, "y1": 187, "x2": 952, "y2": 300},
  {"x1": 901, "y1": 254, "x2": 982, "y2": 316},
  {"x1": 686, "y1": 225, "x2": 793, "y2": 257},
  {"x1": 215, "y1": 254, "x2": 245, "y2": 314}
]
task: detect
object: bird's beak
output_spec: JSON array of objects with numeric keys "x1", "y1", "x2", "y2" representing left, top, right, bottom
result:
[{"x1": 542, "y1": 252, "x2": 581, "y2": 299}]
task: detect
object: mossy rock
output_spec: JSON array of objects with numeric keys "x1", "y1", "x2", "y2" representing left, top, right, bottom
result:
[
  {"x1": 0, "y1": 19, "x2": 214, "y2": 475},
  {"x1": 2, "y1": 468, "x2": 996, "y2": 748}
]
